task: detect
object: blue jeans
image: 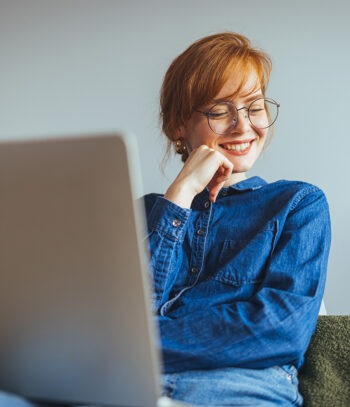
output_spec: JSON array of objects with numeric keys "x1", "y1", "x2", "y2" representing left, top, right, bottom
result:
[
  {"x1": 161, "y1": 364, "x2": 304, "y2": 406},
  {"x1": 0, "y1": 364, "x2": 303, "y2": 406}
]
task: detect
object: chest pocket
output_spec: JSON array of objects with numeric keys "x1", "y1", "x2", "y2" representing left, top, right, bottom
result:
[{"x1": 214, "y1": 226, "x2": 276, "y2": 286}]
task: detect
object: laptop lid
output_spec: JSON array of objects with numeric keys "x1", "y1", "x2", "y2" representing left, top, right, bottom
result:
[{"x1": 0, "y1": 133, "x2": 162, "y2": 406}]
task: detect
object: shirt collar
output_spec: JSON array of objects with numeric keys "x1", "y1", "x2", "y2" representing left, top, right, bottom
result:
[
  {"x1": 205, "y1": 176, "x2": 268, "y2": 196},
  {"x1": 226, "y1": 176, "x2": 267, "y2": 191}
]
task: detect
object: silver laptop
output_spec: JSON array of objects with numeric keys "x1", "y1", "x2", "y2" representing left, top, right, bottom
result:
[{"x1": 0, "y1": 133, "x2": 192, "y2": 407}]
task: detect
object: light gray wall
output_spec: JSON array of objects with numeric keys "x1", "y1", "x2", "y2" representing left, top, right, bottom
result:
[{"x1": 1, "y1": 0, "x2": 349, "y2": 314}]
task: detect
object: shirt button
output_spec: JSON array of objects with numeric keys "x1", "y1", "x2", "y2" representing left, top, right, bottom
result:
[
  {"x1": 221, "y1": 189, "x2": 228, "y2": 196},
  {"x1": 196, "y1": 229, "x2": 205, "y2": 236},
  {"x1": 172, "y1": 219, "x2": 181, "y2": 227},
  {"x1": 190, "y1": 267, "x2": 199, "y2": 273},
  {"x1": 286, "y1": 374, "x2": 292, "y2": 381},
  {"x1": 204, "y1": 201, "x2": 210, "y2": 208}
]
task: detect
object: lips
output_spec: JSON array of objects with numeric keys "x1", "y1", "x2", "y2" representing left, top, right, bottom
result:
[
  {"x1": 219, "y1": 138, "x2": 255, "y2": 146},
  {"x1": 219, "y1": 139, "x2": 255, "y2": 156}
]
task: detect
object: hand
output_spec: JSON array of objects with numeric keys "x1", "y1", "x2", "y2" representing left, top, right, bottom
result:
[{"x1": 164, "y1": 145, "x2": 234, "y2": 208}]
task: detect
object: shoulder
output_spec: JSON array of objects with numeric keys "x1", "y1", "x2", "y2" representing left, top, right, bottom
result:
[
  {"x1": 137, "y1": 192, "x2": 164, "y2": 215},
  {"x1": 265, "y1": 178, "x2": 322, "y2": 196},
  {"x1": 262, "y1": 179, "x2": 329, "y2": 212}
]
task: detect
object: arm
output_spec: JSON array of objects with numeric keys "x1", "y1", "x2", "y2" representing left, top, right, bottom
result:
[
  {"x1": 143, "y1": 145, "x2": 234, "y2": 311},
  {"x1": 143, "y1": 195, "x2": 192, "y2": 313},
  {"x1": 156, "y1": 187, "x2": 331, "y2": 373}
]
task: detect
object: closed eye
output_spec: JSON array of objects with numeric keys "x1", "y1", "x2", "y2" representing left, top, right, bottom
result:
[{"x1": 209, "y1": 112, "x2": 229, "y2": 118}]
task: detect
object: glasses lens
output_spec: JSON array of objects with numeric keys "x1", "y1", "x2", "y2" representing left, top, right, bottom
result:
[
  {"x1": 249, "y1": 99, "x2": 279, "y2": 129},
  {"x1": 208, "y1": 102, "x2": 237, "y2": 135}
]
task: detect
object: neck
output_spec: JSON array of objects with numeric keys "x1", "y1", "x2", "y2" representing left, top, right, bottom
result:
[{"x1": 223, "y1": 172, "x2": 247, "y2": 187}]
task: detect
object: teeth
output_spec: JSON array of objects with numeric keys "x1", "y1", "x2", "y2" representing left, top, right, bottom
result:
[{"x1": 221, "y1": 142, "x2": 251, "y2": 151}]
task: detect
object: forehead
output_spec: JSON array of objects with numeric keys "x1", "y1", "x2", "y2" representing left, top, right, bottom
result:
[{"x1": 215, "y1": 69, "x2": 262, "y2": 102}]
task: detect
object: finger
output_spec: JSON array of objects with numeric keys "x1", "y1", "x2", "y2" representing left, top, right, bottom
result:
[
  {"x1": 207, "y1": 148, "x2": 234, "y2": 175},
  {"x1": 221, "y1": 160, "x2": 234, "y2": 176},
  {"x1": 207, "y1": 175, "x2": 222, "y2": 196},
  {"x1": 214, "y1": 167, "x2": 230, "y2": 185},
  {"x1": 209, "y1": 180, "x2": 226, "y2": 202},
  {"x1": 200, "y1": 145, "x2": 214, "y2": 152},
  {"x1": 207, "y1": 167, "x2": 228, "y2": 196}
]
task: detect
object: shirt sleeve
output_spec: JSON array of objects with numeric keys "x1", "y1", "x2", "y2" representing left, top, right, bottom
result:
[
  {"x1": 156, "y1": 187, "x2": 332, "y2": 373},
  {"x1": 144, "y1": 195, "x2": 192, "y2": 313}
]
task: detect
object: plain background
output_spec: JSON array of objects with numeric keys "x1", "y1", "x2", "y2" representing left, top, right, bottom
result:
[{"x1": 1, "y1": 0, "x2": 348, "y2": 314}]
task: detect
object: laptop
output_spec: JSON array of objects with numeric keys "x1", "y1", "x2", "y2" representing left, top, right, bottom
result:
[{"x1": 0, "y1": 133, "x2": 193, "y2": 407}]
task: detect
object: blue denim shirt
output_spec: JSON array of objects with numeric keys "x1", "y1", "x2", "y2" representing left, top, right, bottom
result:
[{"x1": 142, "y1": 176, "x2": 331, "y2": 374}]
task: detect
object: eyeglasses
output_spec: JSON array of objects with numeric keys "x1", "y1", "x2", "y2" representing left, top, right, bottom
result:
[{"x1": 196, "y1": 97, "x2": 280, "y2": 135}]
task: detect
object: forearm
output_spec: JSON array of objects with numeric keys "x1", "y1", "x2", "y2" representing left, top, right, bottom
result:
[
  {"x1": 157, "y1": 288, "x2": 323, "y2": 373},
  {"x1": 145, "y1": 196, "x2": 192, "y2": 312}
]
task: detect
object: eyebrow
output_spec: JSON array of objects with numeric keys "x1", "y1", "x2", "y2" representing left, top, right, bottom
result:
[{"x1": 212, "y1": 92, "x2": 263, "y2": 104}]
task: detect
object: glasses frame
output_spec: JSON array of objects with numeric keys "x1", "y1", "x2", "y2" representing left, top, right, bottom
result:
[{"x1": 196, "y1": 97, "x2": 280, "y2": 135}]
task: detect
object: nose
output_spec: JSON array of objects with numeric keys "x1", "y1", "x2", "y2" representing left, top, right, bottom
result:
[{"x1": 234, "y1": 108, "x2": 251, "y2": 132}]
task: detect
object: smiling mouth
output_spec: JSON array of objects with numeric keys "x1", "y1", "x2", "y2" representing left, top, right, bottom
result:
[{"x1": 219, "y1": 139, "x2": 255, "y2": 154}]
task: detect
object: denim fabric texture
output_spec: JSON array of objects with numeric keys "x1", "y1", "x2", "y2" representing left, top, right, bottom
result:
[
  {"x1": 142, "y1": 176, "x2": 331, "y2": 375},
  {"x1": 161, "y1": 364, "x2": 303, "y2": 406}
]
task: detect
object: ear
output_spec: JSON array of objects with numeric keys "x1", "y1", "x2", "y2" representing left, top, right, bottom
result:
[{"x1": 175, "y1": 125, "x2": 186, "y2": 141}]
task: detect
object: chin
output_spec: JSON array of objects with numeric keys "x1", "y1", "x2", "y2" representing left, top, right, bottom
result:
[{"x1": 232, "y1": 161, "x2": 255, "y2": 173}]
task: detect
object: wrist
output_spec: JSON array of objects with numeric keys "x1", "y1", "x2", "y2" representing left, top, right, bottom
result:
[{"x1": 164, "y1": 182, "x2": 195, "y2": 209}]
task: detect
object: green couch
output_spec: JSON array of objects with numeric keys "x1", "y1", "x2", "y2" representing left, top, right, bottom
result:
[{"x1": 298, "y1": 316, "x2": 350, "y2": 406}]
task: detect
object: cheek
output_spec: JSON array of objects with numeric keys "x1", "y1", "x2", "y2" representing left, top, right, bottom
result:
[
  {"x1": 257, "y1": 128, "x2": 268, "y2": 138},
  {"x1": 256, "y1": 129, "x2": 268, "y2": 145},
  {"x1": 186, "y1": 121, "x2": 212, "y2": 146},
  {"x1": 252, "y1": 130, "x2": 267, "y2": 154}
]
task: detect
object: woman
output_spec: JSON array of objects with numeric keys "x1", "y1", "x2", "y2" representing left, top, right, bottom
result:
[
  {"x1": 143, "y1": 32, "x2": 331, "y2": 406},
  {"x1": 0, "y1": 32, "x2": 330, "y2": 407}
]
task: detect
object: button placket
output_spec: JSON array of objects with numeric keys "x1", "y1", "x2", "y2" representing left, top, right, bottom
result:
[
  {"x1": 187, "y1": 207, "x2": 212, "y2": 286},
  {"x1": 160, "y1": 290, "x2": 182, "y2": 316},
  {"x1": 172, "y1": 219, "x2": 181, "y2": 227}
]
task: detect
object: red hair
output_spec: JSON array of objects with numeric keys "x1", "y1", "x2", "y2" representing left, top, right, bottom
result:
[{"x1": 159, "y1": 32, "x2": 273, "y2": 165}]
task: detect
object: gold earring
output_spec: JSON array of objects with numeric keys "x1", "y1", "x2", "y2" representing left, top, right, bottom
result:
[{"x1": 175, "y1": 138, "x2": 187, "y2": 155}]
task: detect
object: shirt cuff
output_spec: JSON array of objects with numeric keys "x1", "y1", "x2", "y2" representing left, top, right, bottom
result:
[{"x1": 147, "y1": 196, "x2": 192, "y2": 241}]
